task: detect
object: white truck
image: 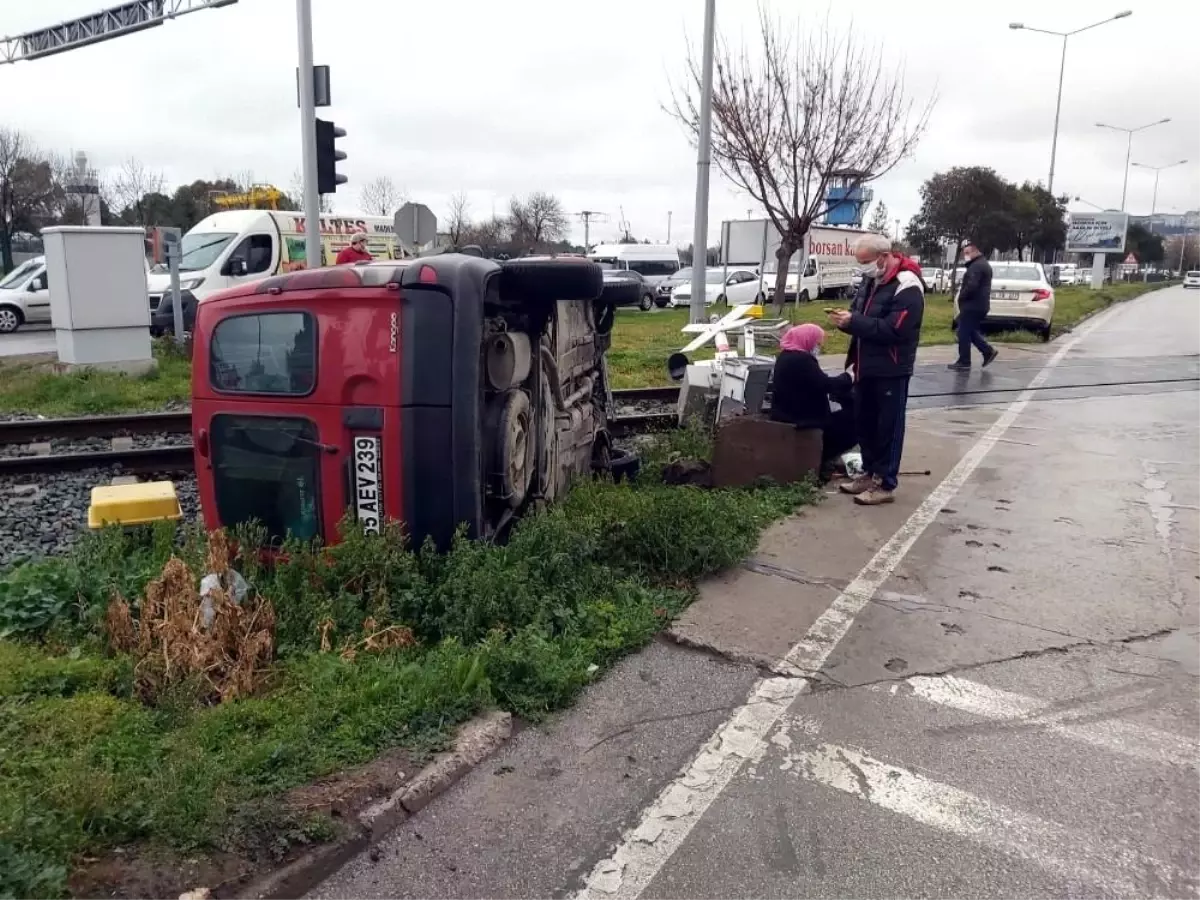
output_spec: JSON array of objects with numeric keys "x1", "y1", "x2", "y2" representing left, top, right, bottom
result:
[{"x1": 720, "y1": 219, "x2": 870, "y2": 303}]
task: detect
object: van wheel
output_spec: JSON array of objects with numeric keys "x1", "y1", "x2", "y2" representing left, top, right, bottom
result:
[
  {"x1": 0, "y1": 307, "x2": 22, "y2": 334},
  {"x1": 640, "y1": 293, "x2": 654, "y2": 311},
  {"x1": 500, "y1": 258, "x2": 603, "y2": 302},
  {"x1": 798, "y1": 290, "x2": 810, "y2": 304}
]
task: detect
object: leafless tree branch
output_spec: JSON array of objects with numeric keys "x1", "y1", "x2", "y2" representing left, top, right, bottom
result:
[
  {"x1": 446, "y1": 190, "x2": 471, "y2": 245},
  {"x1": 669, "y1": 7, "x2": 935, "y2": 310},
  {"x1": 359, "y1": 175, "x2": 403, "y2": 217}
]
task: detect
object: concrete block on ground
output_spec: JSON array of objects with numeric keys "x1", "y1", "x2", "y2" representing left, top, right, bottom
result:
[
  {"x1": 110, "y1": 436, "x2": 135, "y2": 452},
  {"x1": 710, "y1": 415, "x2": 822, "y2": 488}
]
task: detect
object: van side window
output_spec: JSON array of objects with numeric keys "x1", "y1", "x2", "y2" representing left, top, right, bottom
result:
[
  {"x1": 229, "y1": 234, "x2": 275, "y2": 275},
  {"x1": 627, "y1": 260, "x2": 679, "y2": 277},
  {"x1": 804, "y1": 258, "x2": 817, "y2": 277}
]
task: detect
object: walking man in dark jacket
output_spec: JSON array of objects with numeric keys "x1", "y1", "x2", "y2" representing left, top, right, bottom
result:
[
  {"x1": 829, "y1": 234, "x2": 925, "y2": 506},
  {"x1": 950, "y1": 240, "x2": 997, "y2": 370}
]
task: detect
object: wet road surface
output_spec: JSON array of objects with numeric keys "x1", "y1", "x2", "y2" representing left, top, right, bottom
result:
[{"x1": 313, "y1": 286, "x2": 1199, "y2": 899}]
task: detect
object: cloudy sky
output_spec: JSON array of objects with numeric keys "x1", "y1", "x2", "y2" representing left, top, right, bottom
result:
[{"x1": 4, "y1": 0, "x2": 1198, "y2": 247}]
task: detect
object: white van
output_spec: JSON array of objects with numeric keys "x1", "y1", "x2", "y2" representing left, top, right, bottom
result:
[
  {"x1": 145, "y1": 210, "x2": 399, "y2": 313},
  {"x1": 587, "y1": 243, "x2": 680, "y2": 286}
]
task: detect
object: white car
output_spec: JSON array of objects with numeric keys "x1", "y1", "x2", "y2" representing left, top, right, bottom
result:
[
  {"x1": 669, "y1": 267, "x2": 761, "y2": 307},
  {"x1": 920, "y1": 267, "x2": 946, "y2": 292},
  {"x1": 0, "y1": 256, "x2": 51, "y2": 334},
  {"x1": 1183, "y1": 270, "x2": 1200, "y2": 289},
  {"x1": 956, "y1": 262, "x2": 1055, "y2": 341}
]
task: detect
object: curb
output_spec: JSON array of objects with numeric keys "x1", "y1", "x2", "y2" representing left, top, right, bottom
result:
[{"x1": 237, "y1": 710, "x2": 512, "y2": 899}]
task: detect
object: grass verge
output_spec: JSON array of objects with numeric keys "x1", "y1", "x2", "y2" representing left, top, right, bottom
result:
[
  {"x1": 607, "y1": 281, "x2": 1173, "y2": 387},
  {"x1": 0, "y1": 427, "x2": 814, "y2": 898},
  {"x1": 0, "y1": 338, "x2": 192, "y2": 418}
]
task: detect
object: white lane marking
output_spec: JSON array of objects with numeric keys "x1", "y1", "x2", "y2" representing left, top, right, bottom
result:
[
  {"x1": 574, "y1": 296, "x2": 1120, "y2": 900},
  {"x1": 908, "y1": 675, "x2": 1198, "y2": 769},
  {"x1": 791, "y1": 742, "x2": 1196, "y2": 898}
]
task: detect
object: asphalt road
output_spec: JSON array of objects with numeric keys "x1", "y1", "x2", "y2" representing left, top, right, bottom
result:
[
  {"x1": 0, "y1": 323, "x2": 55, "y2": 358},
  {"x1": 314, "y1": 285, "x2": 1199, "y2": 900}
]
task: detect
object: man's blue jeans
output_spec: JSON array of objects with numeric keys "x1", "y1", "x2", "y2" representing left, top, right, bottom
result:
[{"x1": 956, "y1": 310, "x2": 994, "y2": 365}]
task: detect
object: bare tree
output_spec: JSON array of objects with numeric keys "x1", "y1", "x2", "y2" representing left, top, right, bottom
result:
[
  {"x1": 0, "y1": 128, "x2": 57, "y2": 271},
  {"x1": 111, "y1": 156, "x2": 166, "y2": 226},
  {"x1": 445, "y1": 190, "x2": 471, "y2": 245},
  {"x1": 508, "y1": 191, "x2": 569, "y2": 251},
  {"x1": 671, "y1": 10, "x2": 933, "y2": 312},
  {"x1": 359, "y1": 175, "x2": 403, "y2": 217}
]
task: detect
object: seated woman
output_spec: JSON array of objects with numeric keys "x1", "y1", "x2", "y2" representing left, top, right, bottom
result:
[{"x1": 768, "y1": 323, "x2": 857, "y2": 477}]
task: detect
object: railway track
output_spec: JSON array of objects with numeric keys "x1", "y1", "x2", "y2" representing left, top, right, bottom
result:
[{"x1": 0, "y1": 388, "x2": 683, "y2": 477}]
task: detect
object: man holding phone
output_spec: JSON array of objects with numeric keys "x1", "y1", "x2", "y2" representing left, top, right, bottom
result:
[{"x1": 827, "y1": 234, "x2": 925, "y2": 505}]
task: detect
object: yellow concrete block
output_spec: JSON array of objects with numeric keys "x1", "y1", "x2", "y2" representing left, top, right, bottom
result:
[
  {"x1": 746, "y1": 305, "x2": 765, "y2": 319},
  {"x1": 88, "y1": 480, "x2": 182, "y2": 529}
]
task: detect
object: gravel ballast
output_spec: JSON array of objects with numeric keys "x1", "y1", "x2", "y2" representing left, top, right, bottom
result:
[{"x1": 1, "y1": 468, "x2": 199, "y2": 568}]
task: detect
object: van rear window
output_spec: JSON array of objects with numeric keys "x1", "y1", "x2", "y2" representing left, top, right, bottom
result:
[{"x1": 210, "y1": 312, "x2": 316, "y2": 395}]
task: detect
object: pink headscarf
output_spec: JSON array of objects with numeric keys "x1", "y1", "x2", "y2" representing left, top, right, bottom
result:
[{"x1": 779, "y1": 323, "x2": 826, "y2": 354}]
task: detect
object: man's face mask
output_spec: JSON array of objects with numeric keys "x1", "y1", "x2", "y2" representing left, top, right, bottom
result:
[{"x1": 857, "y1": 260, "x2": 879, "y2": 276}]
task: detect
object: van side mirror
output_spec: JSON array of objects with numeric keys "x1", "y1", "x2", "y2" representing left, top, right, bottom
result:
[
  {"x1": 225, "y1": 258, "x2": 248, "y2": 277},
  {"x1": 28, "y1": 276, "x2": 46, "y2": 292}
]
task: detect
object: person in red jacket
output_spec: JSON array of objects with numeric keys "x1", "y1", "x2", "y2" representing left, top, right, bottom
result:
[{"x1": 335, "y1": 233, "x2": 373, "y2": 265}]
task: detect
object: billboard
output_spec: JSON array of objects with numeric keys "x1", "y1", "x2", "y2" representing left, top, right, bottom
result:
[{"x1": 1066, "y1": 212, "x2": 1129, "y2": 253}]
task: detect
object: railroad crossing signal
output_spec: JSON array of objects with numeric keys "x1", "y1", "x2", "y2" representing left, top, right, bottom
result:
[
  {"x1": 679, "y1": 304, "x2": 758, "y2": 355},
  {"x1": 315, "y1": 118, "x2": 347, "y2": 194}
]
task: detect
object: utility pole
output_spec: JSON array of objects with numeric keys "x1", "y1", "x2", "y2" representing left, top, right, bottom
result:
[
  {"x1": 577, "y1": 210, "x2": 604, "y2": 255},
  {"x1": 689, "y1": 0, "x2": 717, "y2": 324},
  {"x1": 667, "y1": 211, "x2": 672, "y2": 243},
  {"x1": 295, "y1": 0, "x2": 322, "y2": 268}
]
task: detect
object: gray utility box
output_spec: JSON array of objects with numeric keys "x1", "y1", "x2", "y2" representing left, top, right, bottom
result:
[{"x1": 42, "y1": 226, "x2": 153, "y2": 373}]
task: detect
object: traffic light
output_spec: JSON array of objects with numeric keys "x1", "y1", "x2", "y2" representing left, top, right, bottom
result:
[{"x1": 315, "y1": 118, "x2": 347, "y2": 194}]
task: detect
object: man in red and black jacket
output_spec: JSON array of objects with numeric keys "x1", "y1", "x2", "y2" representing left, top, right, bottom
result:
[{"x1": 829, "y1": 234, "x2": 925, "y2": 505}]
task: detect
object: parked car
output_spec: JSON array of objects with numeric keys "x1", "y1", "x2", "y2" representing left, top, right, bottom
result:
[
  {"x1": 1183, "y1": 271, "x2": 1200, "y2": 289},
  {"x1": 669, "y1": 267, "x2": 760, "y2": 308},
  {"x1": 601, "y1": 268, "x2": 656, "y2": 311},
  {"x1": 920, "y1": 267, "x2": 946, "y2": 292},
  {"x1": 0, "y1": 255, "x2": 50, "y2": 334},
  {"x1": 955, "y1": 261, "x2": 1055, "y2": 341},
  {"x1": 655, "y1": 267, "x2": 692, "y2": 307}
]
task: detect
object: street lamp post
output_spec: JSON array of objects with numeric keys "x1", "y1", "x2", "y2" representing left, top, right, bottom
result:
[
  {"x1": 1008, "y1": 11, "x2": 1132, "y2": 194},
  {"x1": 1130, "y1": 159, "x2": 1189, "y2": 222},
  {"x1": 1095, "y1": 119, "x2": 1172, "y2": 211}
]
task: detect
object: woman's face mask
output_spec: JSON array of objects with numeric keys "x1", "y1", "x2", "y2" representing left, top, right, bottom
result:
[{"x1": 811, "y1": 345, "x2": 822, "y2": 357}]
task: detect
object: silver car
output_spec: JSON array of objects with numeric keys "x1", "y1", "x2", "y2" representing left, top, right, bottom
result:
[{"x1": 0, "y1": 256, "x2": 51, "y2": 334}]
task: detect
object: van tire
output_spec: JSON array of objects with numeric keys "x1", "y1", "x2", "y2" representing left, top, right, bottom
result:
[
  {"x1": 798, "y1": 290, "x2": 810, "y2": 304},
  {"x1": 0, "y1": 306, "x2": 23, "y2": 334},
  {"x1": 640, "y1": 292, "x2": 654, "y2": 311},
  {"x1": 500, "y1": 258, "x2": 603, "y2": 302}
]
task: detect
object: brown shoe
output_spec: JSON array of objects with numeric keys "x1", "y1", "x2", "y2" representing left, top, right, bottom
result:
[
  {"x1": 854, "y1": 487, "x2": 895, "y2": 506},
  {"x1": 838, "y1": 474, "x2": 876, "y2": 495}
]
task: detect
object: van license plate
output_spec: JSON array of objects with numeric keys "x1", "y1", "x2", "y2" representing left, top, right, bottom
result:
[{"x1": 352, "y1": 436, "x2": 382, "y2": 535}]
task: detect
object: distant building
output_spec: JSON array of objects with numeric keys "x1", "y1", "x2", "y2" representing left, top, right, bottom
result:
[
  {"x1": 64, "y1": 150, "x2": 102, "y2": 226},
  {"x1": 1129, "y1": 209, "x2": 1200, "y2": 236},
  {"x1": 822, "y1": 170, "x2": 873, "y2": 228}
]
